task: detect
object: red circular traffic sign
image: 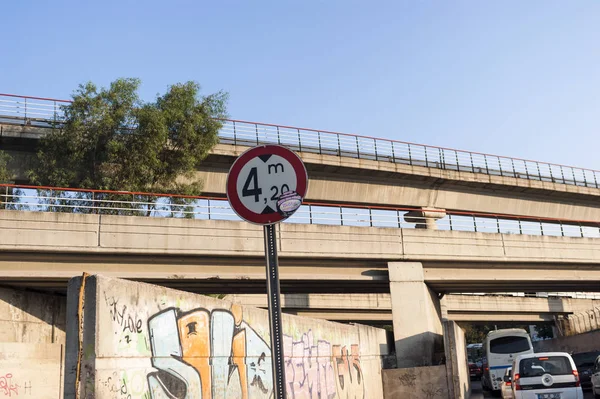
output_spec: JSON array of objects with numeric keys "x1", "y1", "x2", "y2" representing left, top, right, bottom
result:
[{"x1": 226, "y1": 145, "x2": 308, "y2": 225}]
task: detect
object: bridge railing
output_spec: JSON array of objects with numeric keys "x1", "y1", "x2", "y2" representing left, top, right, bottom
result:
[
  {"x1": 1, "y1": 184, "x2": 599, "y2": 239},
  {"x1": 1, "y1": 93, "x2": 600, "y2": 189}
]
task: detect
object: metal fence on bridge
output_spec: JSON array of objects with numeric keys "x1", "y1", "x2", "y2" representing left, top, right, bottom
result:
[
  {"x1": 1, "y1": 93, "x2": 600, "y2": 189},
  {"x1": 1, "y1": 184, "x2": 599, "y2": 239}
]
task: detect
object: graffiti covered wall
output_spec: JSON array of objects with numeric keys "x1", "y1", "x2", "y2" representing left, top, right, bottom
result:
[{"x1": 64, "y1": 275, "x2": 388, "y2": 399}]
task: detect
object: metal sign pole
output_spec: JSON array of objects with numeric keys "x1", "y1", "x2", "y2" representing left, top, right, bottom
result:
[{"x1": 263, "y1": 224, "x2": 286, "y2": 398}]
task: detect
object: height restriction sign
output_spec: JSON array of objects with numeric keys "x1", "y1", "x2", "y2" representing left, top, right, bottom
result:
[
  {"x1": 226, "y1": 144, "x2": 308, "y2": 399},
  {"x1": 226, "y1": 145, "x2": 308, "y2": 224}
]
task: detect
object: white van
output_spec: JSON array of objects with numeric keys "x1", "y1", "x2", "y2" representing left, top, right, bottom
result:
[
  {"x1": 482, "y1": 328, "x2": 534, "y2": 393},
  {"x1": 510, "y1": 352, "x2": 583, "y2": 399}
]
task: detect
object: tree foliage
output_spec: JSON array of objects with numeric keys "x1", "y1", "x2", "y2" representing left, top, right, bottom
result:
[{"x1": 29, "y1": 78, "x2": 227, "y2": 193}]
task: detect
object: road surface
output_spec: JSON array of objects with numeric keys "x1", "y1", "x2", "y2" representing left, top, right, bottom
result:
[{"x1": 470, "y1": 380, "x2": 595, "y2": 398}]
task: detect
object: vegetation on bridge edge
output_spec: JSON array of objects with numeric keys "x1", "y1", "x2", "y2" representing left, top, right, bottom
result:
[{"x1": 20, "y1": 78, "x2": 228, "y2": 217}]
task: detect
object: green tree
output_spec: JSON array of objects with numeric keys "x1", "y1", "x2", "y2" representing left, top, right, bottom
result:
[{"x1": 28, "y1": 78, "x2": 228, "y2": 215}]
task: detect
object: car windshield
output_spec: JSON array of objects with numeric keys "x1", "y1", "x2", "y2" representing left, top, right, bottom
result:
[
  {"x1": 519, "y1": 356, "x2": 573, "y2": 377},
  {"x1": 490, "y1": 336, "x2": 530, "y2": 354},
  {"x1": 572, "y1": 352, "x2": 600, "y2": 367}
]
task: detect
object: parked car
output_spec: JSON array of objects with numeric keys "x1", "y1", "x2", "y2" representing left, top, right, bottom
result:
[
  {"x1": 501, "y1": 367, "x2": 514, "y2": 399},
  {"x1": 591, "y1": 354, "x2": 600, "y2": 398},
  {"x1": 572, "y1": 351, "x2": 600, "y2": 391},
  {"x1": 511, "y1": 352, "x2": 583, "y2": 399},
  {"x1": 470, "y1": 361, "x2": 482, "y2": 380}
]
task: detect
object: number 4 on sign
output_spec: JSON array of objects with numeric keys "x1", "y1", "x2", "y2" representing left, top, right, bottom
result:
[{"x1": 242, "y1": 167, "x2": 262, "y2": 202}]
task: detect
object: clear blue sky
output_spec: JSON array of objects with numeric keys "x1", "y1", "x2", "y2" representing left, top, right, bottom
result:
[{"x1": 2, "y1": 1, "x2": 599, "y2": 168}]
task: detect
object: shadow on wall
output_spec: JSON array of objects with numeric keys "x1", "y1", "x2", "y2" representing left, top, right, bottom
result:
[
  {"x1": 394, "y1": 332, "x2": 445, "y2": 368},
  {"x1": 0, "y1": 286, "x2": 66, "y2": 343}
]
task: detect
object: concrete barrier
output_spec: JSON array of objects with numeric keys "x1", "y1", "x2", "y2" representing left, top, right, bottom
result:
[
  {"x1": 533, "y1": 330, "x2": 600, "y2": 354},
  {"x1": 65, "y1": 275, "x2": 388, "y2": 398},
  {"x1": 443, "y1": 321, "x2": 471, "y2": 399},
  {"x1": 382, "y1": 365, "x2": 449, "y2": 399},
  {"x1": 0, "y1": 342, "x2": 64, "y2": 398}
]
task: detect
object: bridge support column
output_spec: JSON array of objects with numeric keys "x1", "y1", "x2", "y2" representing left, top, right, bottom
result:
[
  {"x1": 389, "y1": 262, "x2": 444, "y2": 367},
  {"x1": 403, "y1": 208, "x2": 446, "y2": 229}
]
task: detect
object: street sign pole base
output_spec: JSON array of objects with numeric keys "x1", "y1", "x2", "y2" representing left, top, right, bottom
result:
[{"x1": 264, "y1": 224, "x2": 286, "y2": 398}]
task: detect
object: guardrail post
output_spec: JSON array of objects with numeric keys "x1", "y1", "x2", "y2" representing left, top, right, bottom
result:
[
  {"x1": 449, "y1": 214, "x2": 453, "y2": 231},
  {"x1": 571, "y1": 168, "x2": 577, "y2": 186},
  {"x1": 496, "y1": 217, "x2": 500, "y2": 233},
  {"x1": 424, "y1": 146, "x2": 428, "y2": 167},
  {"x1": 355, "y1": 136, "x2": 360, "y2": 158},
  {"x1": 408, "y1": 143, "x2": 412, "y2": 165},
  {"x1": 369, "y1": 208, "x2": 373, "y2": 227},
  {"x1": 373, "y1": 139, "x2": 378, "y2": 161},
  {"x1": 255, "y1": 124, "x2": 259, "y2": 145},
  {"x1": 524, "y1": 161, "x2": 530, "y2": 179},
  {"x1": 337, "y1": 134, "x2": 342, "y2": 156},
  {"x1": 540, "y1": 220, "x2": 544, "y2": 236},
  {"x1": 277, "y1": 126, "x2": 281, "y2": 145},
  {"x1": 518, "y1": 219, "x2": 523, "y2": 235},
  {"x1": 233, "y1": 121, "x2": 237, "y2": 145},
  {"x1": 317, "y1": 132, "x2": 322, "y2": 154},
  {"x1": 498, "y1": 157, "x2": 503, "y2": 177},
  {"x1": 24, "y1": 98, "x2": 27, "y2": 122},
  {"x1": 579, "y1": 223, "x2": 584, "y2": 238},
  {"x1": 510, "y1": 159, "x2": 516, "y2": 178},
  {"x1": 340, "y1": 207, "x2": 344, "y2": 226},
  {"x1": 397, "y1": 211, "x2": 402, "y2": 228},
  {"x1": 297, "y1": 128, "x2": 302, "y2": 152},
  {"x1": 473, "y1": 216, "x2": 477, "y2": 232},
  {"x1": 484, "y1": 154, "x2": 489, "y2": 174},
  {"x1": 309, "y1": 205, "x2": 313, "y2": 224},
  {"x1": 536, "y1": 162, "x2": 542, "y2": 181},
  {"x1": 560, "y1": 221, "x2": 564, "y2": 237},
  {"x1": 469, "y1": 153, "x2": 474, "y2": 173},
  {"x1": 560, "y1": 166, "x2": 566, "y2": 184},
  {"x1": 391, "y1": 141, "x2": 396, "y2": 163},
  {"x1": 207, "y1": 199, "x2": 211, "y2": 220},
  {"x1": 455, "y1": 150, "x2": 460, "y2": 172}
]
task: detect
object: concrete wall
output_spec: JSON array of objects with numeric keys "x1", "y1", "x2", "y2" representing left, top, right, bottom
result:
[
  {"x1": 0, "y1": 286, "x2": 66, "y2": 343},
  {"x1": 443, "y1": 321, "x2": 471, "y2": 399},
  {"x1": 0, "y1": 287, "x2": 66, "y2": 398},
  {"x1": 0, "y1": 342, "x2": 64, "y2": 398},
  {"x1": 382, "y1": 365, "x2": 449, "y2": 399},
  {"x1": 65, "y1": 275, "x2": 388, "y2": 399},
  {"x1": 533, "y1": 330, "x2": 600, "y2": 354},
  {"x1": 561, "y1": 306, "x2": 600, "y2": 335}
]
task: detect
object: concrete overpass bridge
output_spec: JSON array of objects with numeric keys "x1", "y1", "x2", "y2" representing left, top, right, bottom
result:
[
  {"x1": 223, "y1": 293, "x2": 600, "y2": 324},
  {"x1": 1, "y1": 206, "x2": 599, "y2": 367},
  {"x1": 3, "y1": 93, "x2": 600, "y2": 224},
  {"x1": 2, "y1": 92, "x2": 600, "y2": 367}
]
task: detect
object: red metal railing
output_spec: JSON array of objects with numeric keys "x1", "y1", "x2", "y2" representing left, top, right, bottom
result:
[{"x1": 1, "y1": 183, "x2": 599, "y2": 238}]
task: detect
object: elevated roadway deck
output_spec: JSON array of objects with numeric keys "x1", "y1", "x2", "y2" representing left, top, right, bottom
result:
[
  {"x1": 222, "y1": 293, "x2": 600, "y2": 324},
  {"x1": 1, "y1": 210, "x2": 599, "y2": 293}
]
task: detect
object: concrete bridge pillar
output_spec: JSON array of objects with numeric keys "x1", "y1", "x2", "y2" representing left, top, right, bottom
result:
[
  {"x1": 389, "y1": 262, "x2": 444, "y2": 367},
  {"x1": 403, "y1": 208, "x2": 446, "y2": 229}
]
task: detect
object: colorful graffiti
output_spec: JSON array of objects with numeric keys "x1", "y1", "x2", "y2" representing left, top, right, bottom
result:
[{"x1": 145, "y1": 304, "x2": 364, "y2": 399}]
